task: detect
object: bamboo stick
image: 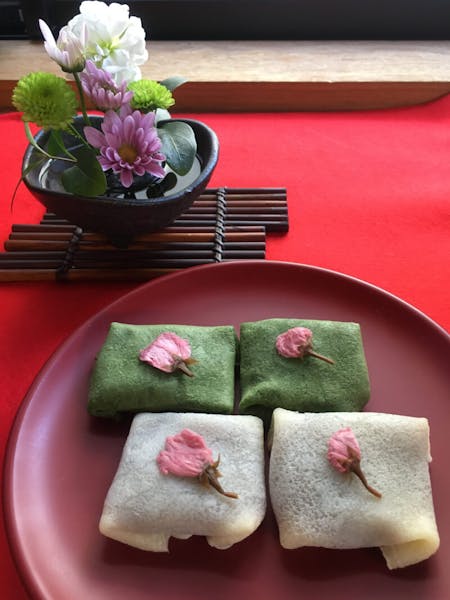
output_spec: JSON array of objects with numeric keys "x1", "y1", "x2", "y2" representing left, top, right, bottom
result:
[
  {"x1": 8, "y1": 231, "x2": 271, "y2": 242},
  {"x1": 205, "y1": 187, "x2": 286, "y2": 195},
  {"x1": 12, "y1": 224, "x2": 79, "y2": 232},
  {"x1": 0, "y1": 268, "x2": 179, "y2": 282},
  {"x1": 4, "y1": 230, "x2": 266, "y2": 252},
  {"x1": 35, "y1": 216, "x2": 287, "y2": 231},
  {"x1": 0, "y1": 251, "x2": 67, "y2": 260},
  {"x1": 176, "y1": 213, "x2": 288, "y2": 220},
  {"x1": 73, "y1": 250, "x2": 264, "y2": 265},
  {"x1": 0, "y1": 258, "x2": 261, "y2": 282},
  {"x1": 37, "y1": 188, "x2": 287, "y2": 205},
  {"x1": 187, "y1": 205, "x2": 287, "y2": 212},
  {"x1": 10, "y1": 232, "x2": 80, "y2": 241},
  {"x1": 190, "y1": 200, "x2": 287, "y2": 207},
  {"x1": 0, "y1": 249, "x2": 266, "y2": 269},
  {"x1": 0, "y1": 243, "x2": 266, "y2": 264},
  {"x1": 172, "y1": 219, "x2": 288, "y2": 231},
  {"x1": 22, "y1": 223, "x2": 267, "y2": 234},
  {"x1": 0, "y1": 260, "x2": 64, "y2": 269},
  {"x1": 9, "y1": 216, "x2": 285, "y2": 240},
  {"x1": 0, "y1": 234, "x2": 266, "y2": 250}
]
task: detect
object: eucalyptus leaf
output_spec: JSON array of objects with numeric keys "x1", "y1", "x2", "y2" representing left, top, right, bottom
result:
[
  {"x1": 159, "y1": 76, "x2": 187, "y2": 92},
  {"x1": 61, "y1": 146, "x2": 107, "y2": 196},
  {"x1": 158, "y1": 121, "x2": 197, "y2": 176}
]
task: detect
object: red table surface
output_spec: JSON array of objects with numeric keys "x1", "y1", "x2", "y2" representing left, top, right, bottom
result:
[{"x1": 1, "y1": 96, "x2": 449, "y2": 598}]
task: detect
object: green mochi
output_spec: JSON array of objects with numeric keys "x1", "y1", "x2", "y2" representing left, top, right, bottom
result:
[
  {"x1": 88, "y1": 323, "x2": 238, "y2": 418},
  {"x1": 239, "y1": 318, "x2": 370, "y2": 422}
]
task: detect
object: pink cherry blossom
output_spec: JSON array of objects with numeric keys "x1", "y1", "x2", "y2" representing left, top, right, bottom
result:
[
  {"x1": 139, "y1": 331, "x2": 195, "y2": 376},
  {"x1": 276, "y1": 326, "x2": 334, "y2": 364},
  {"x1": 327, "y1": 427, "x2": 381, "y2": 498},
  {"x1": 156, "y1": 429, "x2": 238, "y2": 499},
  {"x1": 157, "y1": 429, "x2": 214, "y2": 477},
  {"x1": 327, "y1": 427, "x2": 361, "y2": 473},
  {"x1": 84, "y1": 104, "x2": 166, "y2": 188},
  {"x1": 276, "y1": 326, "x2": 313, "y2": 358}
]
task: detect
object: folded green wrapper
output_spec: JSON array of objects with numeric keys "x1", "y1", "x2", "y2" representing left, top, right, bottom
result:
[
  {"x1": 88, "y1": 323, "x2": 238, "y2": 418},
  {"x1": 239, "y1": 318, "x2": 370, "y2": 421}
]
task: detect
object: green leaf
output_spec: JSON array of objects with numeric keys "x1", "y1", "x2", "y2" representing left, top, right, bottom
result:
[
  {"x1": 47, "y1": 130, "x2": 76, "y2": 160},
  {"x1": 24, "y1": 122, "x2": 51, "y2": 158},
  {"x1": 158, "y1": 121, "x2": 197, "y2": 176},
  {"x1": 159, "y1": 76, "x2": 187, "y2": 92},
  {"x1": 23, "y1": 122, "x2": 75, "y2": 163},
  {"x1": 61, "y1": 146, "x2": 107, "y2": 196},
  {"x1": 47, "y1": 130, "x2": 66, "y2": 156}
]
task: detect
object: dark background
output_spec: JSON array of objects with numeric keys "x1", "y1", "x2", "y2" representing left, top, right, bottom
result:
[{"x1": 3, "y1": 0, "x2": 450, "y2": 40}]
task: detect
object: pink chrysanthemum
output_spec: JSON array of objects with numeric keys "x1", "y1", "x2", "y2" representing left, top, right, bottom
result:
[
  {"x1": 84, "y1": 105, "x2": 166, "y2": 188},
  {"x1": 80, "y1": 60, "x2": 133, "y2": 111}
]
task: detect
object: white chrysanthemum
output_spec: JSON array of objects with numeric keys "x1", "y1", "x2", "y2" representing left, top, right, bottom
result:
[
  {"x1": 67, "y1": 1, "x2": 148, "y2": 84},
  {"x1": 39, "y1": 19, "x2": 86, "y2": 73}
]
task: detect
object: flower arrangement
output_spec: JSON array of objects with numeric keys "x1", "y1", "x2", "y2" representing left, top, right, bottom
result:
[{"x1": 12, "y1": 1, "x2": 196, "y2": 199}]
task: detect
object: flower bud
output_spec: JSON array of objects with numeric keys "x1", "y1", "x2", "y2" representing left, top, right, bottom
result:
[
  {"x1": 328, "y1": 428, "x2": 381, "y2": 498},
  {"x1": 276, "y1": 326, "x2": 335, "y2": 364},
  {"x1": 39, "y1": 19, "x2": 86, "y2": 73}
]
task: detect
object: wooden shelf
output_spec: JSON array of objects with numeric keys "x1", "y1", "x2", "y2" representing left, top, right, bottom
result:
[{"x1": 1, "y1": 40, "x2": 449, "y2": 111}]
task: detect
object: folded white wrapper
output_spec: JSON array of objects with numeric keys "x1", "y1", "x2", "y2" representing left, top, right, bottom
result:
[
  {"x1": 269, "y1": 408, "x2": 440, "y2": 569},
  {"x1": 100, "y1": 412, "x2": 266, "y2": 552}
]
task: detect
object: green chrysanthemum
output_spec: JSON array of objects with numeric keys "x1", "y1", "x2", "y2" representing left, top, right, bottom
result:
[
  {"x1": 128, "y1": 79, "x2": 175, "y2": 112},
  {"x1": 12, "y1": 72, "x2": 77, "y2": 130}
]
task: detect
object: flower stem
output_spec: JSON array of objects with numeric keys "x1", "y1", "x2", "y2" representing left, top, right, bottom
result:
[
  {"x1": 348, "y1": 448, "x2": 382, "y2": 498},
  {"x1": 73, "y1": 72, "x2": 90, "y2": 126},
  {"x1": 306, "y1": 349, "x2": 335, "y2": 364},
  {"x1": 175, "y1": 360, "x2": 194, "y2": 377},
  {"x1": 200, "y1": 460, "x2": 238, "y2": 499},
  {"x1": 67, "y1": 122, "x2": 92, "y2": 148}
]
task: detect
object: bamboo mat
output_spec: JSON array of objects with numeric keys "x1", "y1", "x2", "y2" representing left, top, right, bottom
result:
[{"x1": 0, "y1": 187, "x2": 288, "y2": 282}]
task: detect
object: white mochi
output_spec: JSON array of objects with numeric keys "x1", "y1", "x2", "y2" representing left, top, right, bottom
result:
[
  {"x1": 269, "y1": 408, "x2": 440, "y2": 569},
  {"x1": 100, "y1": 412, "x2": 266, "y2": 551}
]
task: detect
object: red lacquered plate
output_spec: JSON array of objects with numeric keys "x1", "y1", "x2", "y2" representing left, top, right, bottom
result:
[{"x1": 4, "y1": 261, "x2": 450, "y2": 600}]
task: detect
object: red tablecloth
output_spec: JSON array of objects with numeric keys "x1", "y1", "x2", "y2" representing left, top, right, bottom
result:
[{"x1": 1, "y1": 96, "x2": 449, "y2": 598}]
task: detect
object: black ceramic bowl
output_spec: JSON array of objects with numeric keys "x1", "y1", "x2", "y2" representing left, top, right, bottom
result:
[{"x1": 22, "y1": 117, "x2": 219, "y2": 244}]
